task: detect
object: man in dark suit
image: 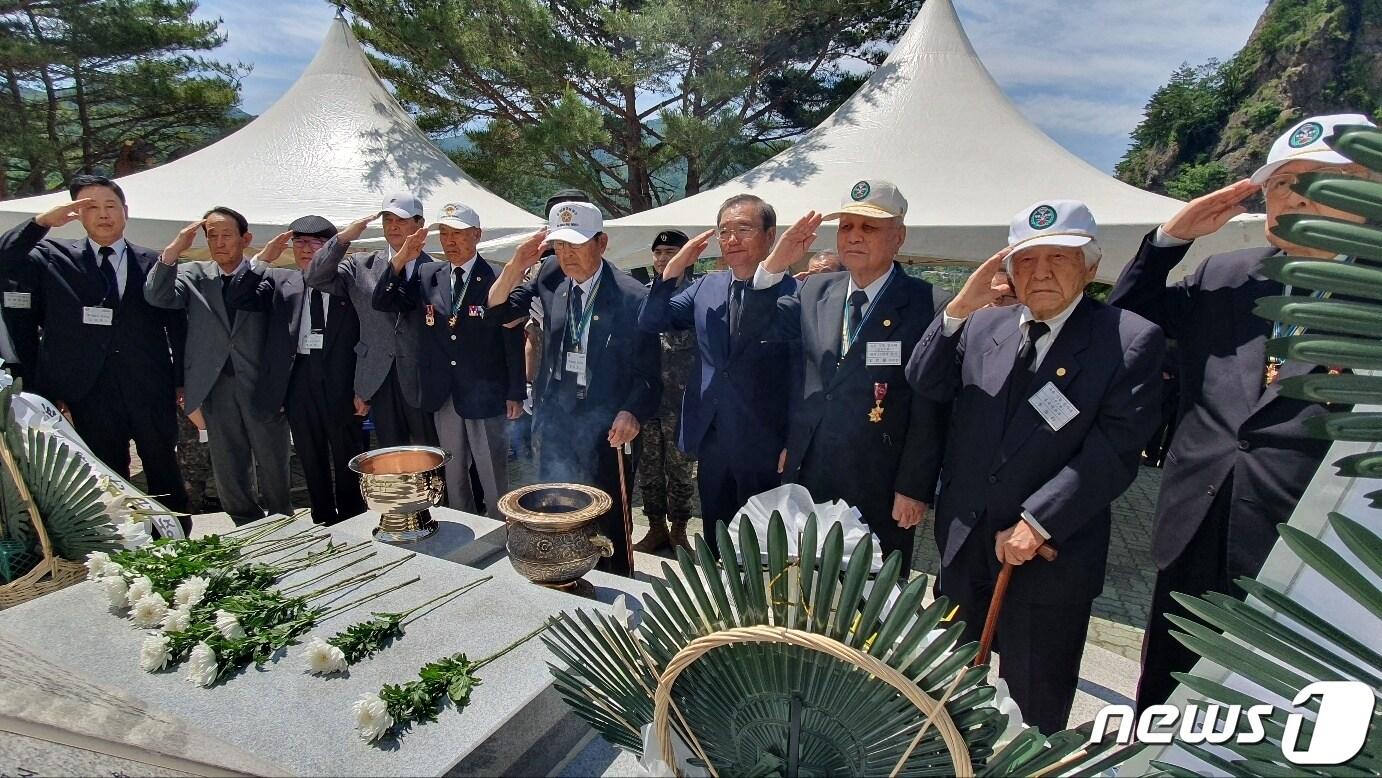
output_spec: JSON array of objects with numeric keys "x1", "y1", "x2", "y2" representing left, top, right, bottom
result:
[
  {"x1": 227, "y1": 215, "x2": 365, "y2": 526},
  {"x1": 0, "y1": 175, "x2": 187, "y2": 513},
  {"x1": 374, "y1": 203, "x2": 524, "y2": 517},
  {"x1": 146, "y1": 207, "x2": 291, "y2": 524},
  {"x1": 487, "y1": 202, "x2": 661, "y2": 577},
  {"x1": 0, "y1": 256, "x2": 40, "y2": 390},
  {"x1": 749, "y1": 180, "x2": 951, "y2": 571},
  {"x1": 639, "y1": 200, "x2": 798, "y2": 554},
  {"x1": 305, "y1": 192, "x2": 436, "y2": 448},
  {"x1": 1109, "y1": 113, "x2": 1377, "y2": 710},
  {"x1": 908, "y1": 200, "x2": 1164, "y2": 734}
]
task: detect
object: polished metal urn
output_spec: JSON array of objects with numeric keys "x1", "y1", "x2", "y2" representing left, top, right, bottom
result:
[{"x1": 348, "y1": 446, "x2": 450, "y2": 542}]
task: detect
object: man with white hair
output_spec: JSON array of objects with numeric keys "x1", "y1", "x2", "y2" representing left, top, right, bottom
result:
[
  {"x1": 907, "y1": 200, "x2": 1164, "y2": 733},
  {"x1": 1109, "y1": 113, "x2": 1377, "y2": 710}
]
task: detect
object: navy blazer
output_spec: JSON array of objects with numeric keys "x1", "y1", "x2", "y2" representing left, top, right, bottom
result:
[
  {"x1": 638, "y1": 269, "x2": 796, "y2": 466},
  {"x1": 373, "y1": 256, "x2": 525, "y2": 418},
  {"x1": 755, "y1": 265, "x2": 951, "y2": 510},
  {"x1": 0, "y1": 219, "x2": 182, "y2": 405},
  {"x1": 227, "y1": 265, "x2": 360, "y2": 418},
  {"x1": 907, "y1": 297, "x2": 1164, "y2": 603},
  {"x1": 1109, "y1": 231, "x2": 1336, "y2": 576},
  {"x1": 489, "y1": 257, "x2": 660, "y2": 427}
]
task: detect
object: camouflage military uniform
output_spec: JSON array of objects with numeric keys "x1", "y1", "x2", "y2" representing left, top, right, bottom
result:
[
  {"x1": 638, "y1": 327, "x2": 697, "y2": 523},
  {"x1": 176, "y1": 412, "x2": 215, "y2": 514}
]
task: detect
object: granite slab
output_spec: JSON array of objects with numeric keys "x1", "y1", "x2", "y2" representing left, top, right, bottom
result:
[{"x1": 0, "y1": 518, "x2": 650, "y2": 776}]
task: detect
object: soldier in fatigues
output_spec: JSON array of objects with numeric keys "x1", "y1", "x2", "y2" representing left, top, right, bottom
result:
[{"x1": 634, "y1": 231, "x2": 699, "y2": 553}]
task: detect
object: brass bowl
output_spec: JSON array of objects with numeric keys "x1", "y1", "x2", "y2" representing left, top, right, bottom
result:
[
  {"x1": 348, "y1": 446, "x2": 451, "y2": 543},
  {"x1": 498, "y1": 483, "x2": 613, "y2": 587}
]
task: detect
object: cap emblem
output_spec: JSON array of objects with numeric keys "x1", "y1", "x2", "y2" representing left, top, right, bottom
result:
[
  {"x1": 443, "y1": 204, "x2": 457, "y2": 216},
  {"x1": 850, "y1": 181, "x2": 871, "y2": 201},
  {"x1": 1289, "y1": 121, "x2": 1323, "y2": 149},
  {"x1": 558, "y1": 206, "x2": 576, "y2": 224},
  {"x1": 1028, "y1": 205, "x2": 1058, "y2": 230}
]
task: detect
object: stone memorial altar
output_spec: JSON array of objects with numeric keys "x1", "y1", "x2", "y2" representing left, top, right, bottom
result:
[{"x1": 0, "y1": 509, "x2": 651, "y2": 776}]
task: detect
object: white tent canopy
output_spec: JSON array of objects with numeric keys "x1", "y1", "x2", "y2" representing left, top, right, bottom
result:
[
  {"x1": 481, "y1": 0, "x2": 1263, "y2": 281},
  {"x1": 0, "y1": 14, "x2": 540, "y2": 251}
]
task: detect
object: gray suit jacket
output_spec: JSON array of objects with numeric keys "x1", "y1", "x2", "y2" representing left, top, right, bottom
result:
[
  {"x1": 304, "y1": 236, "x2": 433, "y2": 405},
  {"x1": 144, "y1": 260, "x2": 270, "y2": 416}
]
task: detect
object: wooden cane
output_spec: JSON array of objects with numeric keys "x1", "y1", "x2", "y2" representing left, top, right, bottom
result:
[
  {"x1": 973, "y1": 543, "x2": 1057, "y2": 667},
  {"x1": 616, "y1": 442, "x2": 635, "y2": 575}
]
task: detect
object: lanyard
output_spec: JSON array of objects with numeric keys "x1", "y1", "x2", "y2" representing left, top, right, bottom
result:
[
  {"x1": 841, "y1": 270, "x2": 896, "y2": 353},
  {"x1": 448, "y1": 265, "x2": 475, "y2": 320},
  {"x1": 567, "y1": 274, "x2": 602, "y2": 350},
  {"x1": 89, "y1": 245, "x2": 122, "y2": 308}
]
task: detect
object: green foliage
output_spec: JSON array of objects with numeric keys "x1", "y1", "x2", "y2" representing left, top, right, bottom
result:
[
  {"x1": 1166, "y1": 162, "x2": 1235, "y2": 201},
  {"x1": 340, "y1": 0, "x2": 921, "y2": 214},
  {"x1": 328, "y1": 612, "x2": 406, "y2": 664},
  {"x1": 0, "y1": 0, "x2": 247, "y2": 196},
  {"x1": 545, "y1": 513, "x2": 1136, "y2": 774}
]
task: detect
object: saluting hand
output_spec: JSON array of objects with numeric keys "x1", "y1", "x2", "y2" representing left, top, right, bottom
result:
[
  {"x1": 253, "y1": 230, "x2": 294, "y2": 265},
  {"x1": 161, "y1": 220, "x2": 205, "y2": 265},
  {"x1": 1162, "y1": 178, "x2": 1256, "y2": 242},
  {"x1": 391, "y1": 227, "x2": 428, "y2": 270},
  {"x1": 511, "y1": 229, "x2": 549, "y2": 274},
  {"x1": 945, "y1": 247, "x2": 1012, "y2": 320},
  {"x1": 663, "y1": 229, "x2": 712, "y2": 281},
  {"x1": 607, "y1": 411, "x2": 640, "y2": 448},
  {"x1": 35, "y1": 198, "x2": 96, "y2": 229},
  {"x1": 762, "y1": 211, "x2": 822, "y2": 275},
  {"x1": 337, "y1": 212, "x2": 379, "y2": 243}
]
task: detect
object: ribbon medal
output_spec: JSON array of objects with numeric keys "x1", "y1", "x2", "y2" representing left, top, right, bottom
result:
[
  {"x1": 425, "y1": 304, "x2": 436, "y2": 327},
  {"x1": 869, "y1": 382, "x2": 888, "y2": 423}
]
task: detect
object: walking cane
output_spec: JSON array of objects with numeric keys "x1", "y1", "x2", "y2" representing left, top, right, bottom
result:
[
  {"x1": 973, "y1": 543, "x2": 1058, "y2": 667},
  {"x1": 616, "y1": 441, "x2": 634, "y2": 575}
]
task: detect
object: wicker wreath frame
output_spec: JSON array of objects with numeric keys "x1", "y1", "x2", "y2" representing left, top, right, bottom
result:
[
  {"x1": 0, "y1": 426, "x2": 85, "y2": 609},
  {"x1": 651, "y1": 625, "x2": 974, "y2": 778}
]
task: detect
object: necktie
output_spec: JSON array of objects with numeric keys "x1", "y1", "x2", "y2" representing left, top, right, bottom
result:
[
  {"x1": 97, "y1": 246, "x2": 119, "y2": 306},
  {"x1": 309, "y1": 289, "x2": 325, "y2": 333},
  {"x1": 728, "y1": 280, "x2": 746, "y2": 340},
  {"x1": 453, "y1": 266, "x2": 466, "y2": 309},
  {"x1": 220, "y1": 274, "x2": 237, "y2": 328},
  {"x1": 847, "y1": 290, "x2": 869, "y2": 349},
  {"x1": 568, "y1": 284, "x2": 584, "y2": 350},
  {"x1": 1005, "y1": 321, "x2": 1050, "y2": 422}
]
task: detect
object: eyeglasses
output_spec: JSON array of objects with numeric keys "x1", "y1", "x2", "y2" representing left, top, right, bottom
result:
[{"x1": 716, "y1": 226, "x2": 759, "y2": 242}]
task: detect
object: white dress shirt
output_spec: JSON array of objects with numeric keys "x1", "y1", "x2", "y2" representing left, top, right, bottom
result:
[
  {"x1": 840, "y1": 266, "x2": 895, "y2": 352},
  {"x1": 567, "y1": 272, "x2": 601, "y2": 353},
  {"x1": 448, "y1": 255, "x2": 480, "y2": 304},
  {"x1": 87, "y1": 237, "x2": 129, "y2": 298},
  {"x1": 298, "y1": 287, "x2": 331, "y2": 355}
]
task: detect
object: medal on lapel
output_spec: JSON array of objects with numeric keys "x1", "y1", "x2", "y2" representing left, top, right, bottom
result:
[
  {"x1": 869, "y1": 382, "x2": 887, "y2": 423},
  {"x1": 1264, "y1": 357, "x2": 1280, "y2": 386},
  {"x1": 425, "y1": 304, "x2": 436, "y2": 327},
  {"x1": 448, "y1": 314, "x2": 459, "y2": 328}
]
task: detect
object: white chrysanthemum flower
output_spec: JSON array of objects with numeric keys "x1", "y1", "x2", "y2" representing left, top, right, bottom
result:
[
  {"x1": 352, "y1": 692, "x2": 394, "y2": 742},
  {"x1": 184, "y1": 641, "x2": 218, "y2": 687},
  {"x1": 102, "y1": 575, "x2": 130, "y2": 610},
  {"x1": 174, "y1": 576, "x2": 209, "y2": 608},
  {"x1": 214, "y1": 609, "x2": 246, "y2": 641},
  {"x1": 140, "y1": 633, "x2": 173, "y2": 672},
  {"x1": 126, "y1": 576, "x2": 154, "y2": 607},
  {"x1": 131, "y1": 593, "x2": 170, "y2": 628},
  {"x1": 85, "y1": 551, "x2": 111, "y2": 580},
  {"x1": 115, "y1": 519, "x2": 152, "y2": 549},
  {"x1": 152, "y1": 543, "x2": 180, "y2": 558},
  {"x1": 301, "y1": 637, "x2": 348, "y2": 675},
  {"x1": 161, "y1": 605, "x2": 193, "y2": 633}
]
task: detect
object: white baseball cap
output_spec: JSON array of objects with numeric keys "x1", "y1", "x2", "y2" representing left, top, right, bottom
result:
[
  {"x1": 825, "y1": 179, "x2": 908, "y2": 220},
  {"x1": 546, "y1": 201, "x2": 603, "y2": 245},
  {"x1": 435, "y1": 202, "x2": 480, "y2": 230},
  {"x1": 1007, "y1": 200, "x2": 1100, "y2": 263},
  {"x1": 380, "y1": 192, "x2": 424, "y2": 219},
  {"x1": 1251, "y1": 113, "x2": 1376, "y2": 185}
]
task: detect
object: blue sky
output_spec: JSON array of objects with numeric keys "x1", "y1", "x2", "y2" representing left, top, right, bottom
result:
[{"x1": 197, "y1": 0, "x2": 1264, "y2": 174}]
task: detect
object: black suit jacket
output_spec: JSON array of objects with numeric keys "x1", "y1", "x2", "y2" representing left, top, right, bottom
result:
[
  {"x1": 489, "y1": 257, "x2": 660, "y2": 429},
  {"x1": 0, "y1": 219, "x2": 181, "y2": 404},
  {"x1": 637, "y1": 269, "x2": 797, "y2": 467},
  {"x1": 227, "y1": 264, "x2": 359, "y2": 418},
  {"x1": 0, "y1": 255, "x2": 41, "y2": 380},
  {"x1": 373, "y1": 256, "x2": 524, "y2": 418},
  {"x1": 907, "y1": 297, "x2": 1165, "y2": 602},
  {"x1": 755, "y1": 265, "x2": 951, "y2": 511},
  {"x1": 1109, "y1": 230, "x2": 1336, "y2": 576}
]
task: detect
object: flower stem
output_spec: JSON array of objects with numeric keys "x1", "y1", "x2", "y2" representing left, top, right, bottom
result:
[
  {"x1": 276, "y1": 541, "x2": 371, "y2": 578},
  {"x1": 221, "y1": 514, "x2": 297, "y2": 540},
  {"x1": 281, "y1": 549, "x2": 379, "y2": 594},
  {"x1": 474, "y1": 619, "x2": 553, "y2": 671},
  {"x1": 320, "y1": 576, "x2": 421, "y2": 620},
  {"x1": 303, "y1": 554, "x2": 416, "y2": 601},
  {"x1": 399, "y1": 577, "x2": 493, "y2": 625}
]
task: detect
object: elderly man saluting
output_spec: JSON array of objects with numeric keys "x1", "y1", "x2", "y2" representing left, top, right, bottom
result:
[
  {"x1": 750, "y1": 180, "x2": 951, "y2": 570},
  {"x1": 906, "y1": 201, "x2": 1164, "y2": 734}
]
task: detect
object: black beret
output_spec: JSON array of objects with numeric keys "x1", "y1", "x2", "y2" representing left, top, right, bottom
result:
[
  {"x1": 651, "y1": 229, "x2": 690, "y2": 250},
  {"x1": 289, "y1": 215, "x2": 338, "y2": 239}
]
